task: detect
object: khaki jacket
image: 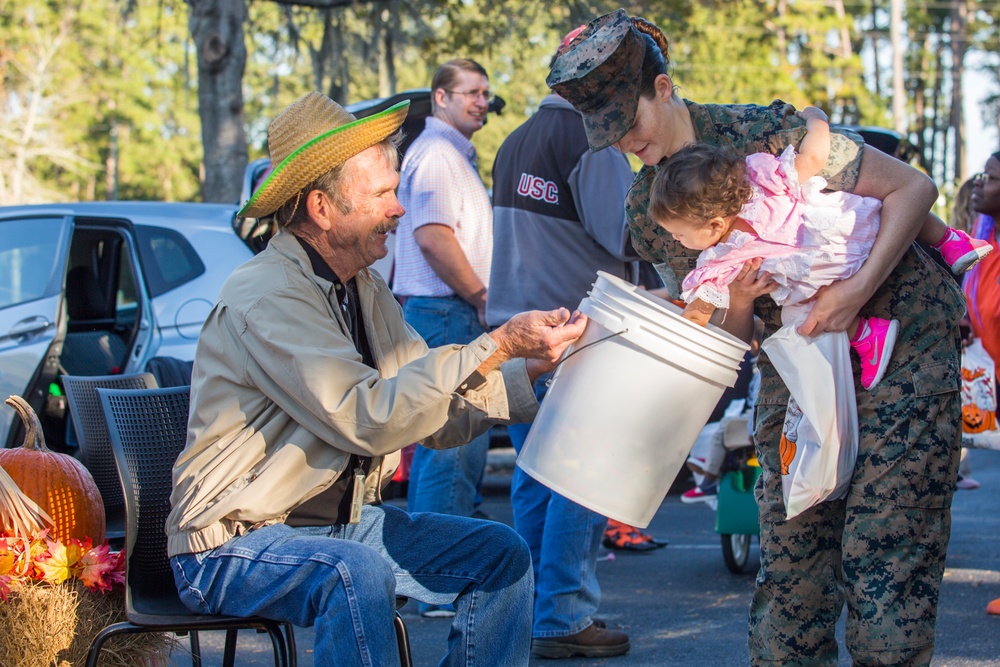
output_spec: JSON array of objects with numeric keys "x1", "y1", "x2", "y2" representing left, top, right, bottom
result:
[{"x1": 166, "y1": 231, "x2": 537, "y2": 557}]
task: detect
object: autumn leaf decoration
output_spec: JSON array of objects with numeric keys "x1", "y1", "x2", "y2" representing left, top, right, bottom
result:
[{"x1": 1, "y1": 460, "x2": 123, "y2": 601}]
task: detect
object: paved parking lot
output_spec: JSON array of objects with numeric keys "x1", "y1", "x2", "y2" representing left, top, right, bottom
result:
[{"x1": 165, "y1": 447, "x2": 1000, "y2": 666}]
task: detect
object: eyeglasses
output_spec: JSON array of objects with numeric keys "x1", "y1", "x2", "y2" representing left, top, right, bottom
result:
[
  {"x1": 444, "y1": 89, "x2": 495, "y2": 104},
  {"x1": 973, "y1": 172, "x2": 996, "y2": 186}
]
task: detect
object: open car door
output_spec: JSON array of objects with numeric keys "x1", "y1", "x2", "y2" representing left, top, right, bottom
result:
[{"x1": 0, "y1": 214, "x2": 73, "y2": 448}]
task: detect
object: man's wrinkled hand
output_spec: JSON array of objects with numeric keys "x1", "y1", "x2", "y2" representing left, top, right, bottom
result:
[
  {"x1": 493, "y1": 308, "x2": 588, "y2": 365},
  {"x1": 477, "y1": 308, "x2": 587, "y2": 380}
]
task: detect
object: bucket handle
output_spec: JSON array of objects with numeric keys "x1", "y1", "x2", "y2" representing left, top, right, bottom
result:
[{"x1": 545, "y1": 328, "x2": 629, "y2": 387}]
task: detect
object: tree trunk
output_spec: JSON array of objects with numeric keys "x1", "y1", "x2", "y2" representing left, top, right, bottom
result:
[
  {"x1": 913, "y1": 35, "x2": 927, "y2": 170},
  {"x1": 930, "y1": 37, "x2": 945, "y2": 182},
  {"x1": 8, "y1": 13, "x2": 66, "y2": 205},
  {"x1": 776, "y1": 0, "x2": 788, "y2": 65},
  {"x1": 378, "y1": 1, "x2": 398, "y2": 98},
  {"x1": 105, "y1": 119, "x2": 119, "y2": 201},
  {"x1": 305, "y1": 9, "x2": 349, "y2": 104},
  {"x1": 950, "y1": 0, "x2": 969, "y2": 181},
  {"x1": 869, "y1": 0, "x2": 881, "y2": 98},
  {"x1": 831, "y1": 0, "x2": 851, "y2": 59},
  {"x1": 890, "y1": 0, "x2": 906, "y2": 134},
  {"x1": 187, "y1": 0, "x2": 248, "y2": 204}
]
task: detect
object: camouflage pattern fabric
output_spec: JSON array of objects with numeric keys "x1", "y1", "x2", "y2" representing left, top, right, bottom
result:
[
  {"x1": 627, "y1": 100, "x2": 965, "y2": 665},
  {"x1": 750, "y1": 328, "x2": 960, "y2": 665},
  {"x1": 627, "y1": 99, "x2": 865, "y2": 278},
  {"x1": 546, "y1": 9, "x2": 644, "y2": 152}
]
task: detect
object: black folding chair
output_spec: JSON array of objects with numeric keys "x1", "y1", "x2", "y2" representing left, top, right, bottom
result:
[
  {"x1": 62, "y1": 372, "x2": 159, "y2": 548},
  {"x1": 89, "y1": 386, "x2": 296, "y2": 667}
]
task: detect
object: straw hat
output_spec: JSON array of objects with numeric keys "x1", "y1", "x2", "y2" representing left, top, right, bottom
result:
[{"x1": 239, "y1": 92, "x2": 410, "y2": 219}]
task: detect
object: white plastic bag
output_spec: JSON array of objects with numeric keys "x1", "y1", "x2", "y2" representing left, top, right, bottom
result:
[
  {"x1": 760, "y1": 325, "x2": 858, "y2": 519},
  {"x1": 961, "y1": 338, "x2": 1000, "y2": 450}
]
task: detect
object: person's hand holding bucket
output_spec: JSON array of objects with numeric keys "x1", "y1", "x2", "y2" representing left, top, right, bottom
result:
[{"x1": 484, "y1": 307, "x2": 588, "y2": 381}]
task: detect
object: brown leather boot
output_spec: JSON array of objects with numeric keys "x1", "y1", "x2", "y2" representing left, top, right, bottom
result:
[{"x1": 530, "y1": 621, "x2": 630, "y2": 659}]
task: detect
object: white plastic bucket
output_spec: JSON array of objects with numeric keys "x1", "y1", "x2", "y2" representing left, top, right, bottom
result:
[{"x1": 515, "y1": 271, "x2": 750, "y2": 527}]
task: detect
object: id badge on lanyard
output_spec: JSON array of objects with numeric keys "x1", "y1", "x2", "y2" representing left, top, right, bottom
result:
[{"x1": 349, "y1": 466, "x2": 366, "y2": 524}]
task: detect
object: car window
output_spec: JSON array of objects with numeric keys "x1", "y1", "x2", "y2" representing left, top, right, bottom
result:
[
  {"x1": 0, "y1": 218, "x2": 65, "y2": 309},
  {"x1": 115, "y1": 241, "x2": 140, "y2": 330},
  {"x1": 133, "y1": 224, "x2": 206, "y2": 297}
]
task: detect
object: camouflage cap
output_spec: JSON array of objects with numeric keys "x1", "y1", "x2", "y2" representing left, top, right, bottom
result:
[{"x1": 546, "y1": 9, "x2": 643, "y2": 152}]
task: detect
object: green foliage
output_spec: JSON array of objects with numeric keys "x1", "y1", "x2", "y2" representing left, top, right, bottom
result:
[
  {"x1": 0, "y1": 0, "x2": 995, "y2": 204},
  {"x1": 0, "y1": 0, "x2": 201, "y2": 204},
  {"x1": 966, "y1": 2, "x2": 998, "y2": 138}
]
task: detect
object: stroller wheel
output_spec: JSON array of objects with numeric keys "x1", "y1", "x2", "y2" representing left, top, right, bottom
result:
[{"x1": 721, "y1": 533, "x2": 752, "y2": 573}]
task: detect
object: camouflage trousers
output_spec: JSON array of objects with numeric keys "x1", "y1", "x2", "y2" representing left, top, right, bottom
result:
[{"x1": 748, "y1": 331, "x2": 962, "y2": 667}]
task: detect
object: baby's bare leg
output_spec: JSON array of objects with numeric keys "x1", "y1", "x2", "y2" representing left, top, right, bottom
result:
[
  {"x1": 915, "y1": 211, "x2": 948, "y2": 246},
  {"x1": 847, "y1": 316, "x2": 861, "y2": 341}
]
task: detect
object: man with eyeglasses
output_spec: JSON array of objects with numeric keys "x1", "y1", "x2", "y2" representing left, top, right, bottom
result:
[{"x1": 393, "y1": 58, "x2": 496, "y2": 618}]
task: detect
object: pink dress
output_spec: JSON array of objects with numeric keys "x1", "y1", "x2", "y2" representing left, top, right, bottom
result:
[{"x1": 681, "y1": 146, "x2": 882, "y2": 313}]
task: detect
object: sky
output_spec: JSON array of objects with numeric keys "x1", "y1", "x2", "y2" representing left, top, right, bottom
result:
[{"x1": 964, "y1": 59, "x2": 998, "y2": 176}]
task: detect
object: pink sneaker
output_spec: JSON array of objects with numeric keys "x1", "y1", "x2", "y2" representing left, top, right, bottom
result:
[
  {"x1": 934, "y1": 228, "x2": 993, "y2": 274},
  {"x1": 851, "y1": 317, "x2": 899, "y2": 390}
]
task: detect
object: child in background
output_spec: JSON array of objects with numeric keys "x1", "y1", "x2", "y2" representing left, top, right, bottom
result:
[{"x1": 648, "y1": 106, "x2": 991, "y2": 390}]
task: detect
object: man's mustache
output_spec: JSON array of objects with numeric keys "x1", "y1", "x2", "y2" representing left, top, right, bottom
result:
[{"x1": 373, "y1": 218, "x2": 399, "y2": 236}]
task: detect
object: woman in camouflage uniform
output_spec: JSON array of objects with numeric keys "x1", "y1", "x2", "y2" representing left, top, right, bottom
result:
[{"x1": 548, "y1": 9, "x2": 965, "y2": 667}]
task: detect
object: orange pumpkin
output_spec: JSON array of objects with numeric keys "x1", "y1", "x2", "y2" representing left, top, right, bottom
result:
[
  {"x1": 779, "y1": 434, "x2": 797, "y2": 476},
  {"x1": 963, "y1": 403, "x2": 997, "y2": 433},
  {"x1": 1, "y1": 396, "x2": 105, "y2": 544}
]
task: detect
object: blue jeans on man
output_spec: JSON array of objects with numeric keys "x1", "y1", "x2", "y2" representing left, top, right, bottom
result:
[
  {"x1": 171, "y1": 504, "x2": 533, "y2": 665},
  {"x1": 403, "y1": 295, "x2": 491, "y2": 518},
  {"x1": 507, "y1": 376, "x2": 608, "y2": 638}
]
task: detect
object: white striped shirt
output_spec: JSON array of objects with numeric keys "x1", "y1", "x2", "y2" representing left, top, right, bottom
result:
[{"x1": 393, "y1": 117, "x2": 493, "y2": 297}]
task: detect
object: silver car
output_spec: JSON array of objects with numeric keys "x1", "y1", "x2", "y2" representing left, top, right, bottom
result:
[{"x1": 0, "y1": 202, "x2": 253, "y2": 450}]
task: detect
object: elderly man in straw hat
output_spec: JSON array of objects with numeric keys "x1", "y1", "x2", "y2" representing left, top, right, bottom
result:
[{"x1": 165, "y1": 91, "x2": 588, "y2": 665}]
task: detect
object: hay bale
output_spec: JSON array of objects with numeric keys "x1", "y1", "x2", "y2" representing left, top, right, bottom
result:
[{"x1": 0, "y1": 580, "x2": 176, "y2": 667}]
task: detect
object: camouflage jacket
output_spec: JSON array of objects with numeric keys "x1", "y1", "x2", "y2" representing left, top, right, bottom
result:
[{"x1": 625, "y1": 99, "x2": 965, "y2": 409}]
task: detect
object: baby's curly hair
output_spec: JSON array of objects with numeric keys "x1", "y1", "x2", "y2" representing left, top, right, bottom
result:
[{"x1": 649, "y1": 144, "x2": 752, "y2": 227}]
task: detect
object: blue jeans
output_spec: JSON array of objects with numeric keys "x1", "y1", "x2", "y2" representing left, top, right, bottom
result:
[
  {"x1": 403, "y1": 296, "x2": 490, "y2": 517},
  {"x1": 508, "y1": 376, "x2": 608, "y2": 638},
  {"x1": 171, "y1": 504, "x2": 533, "y2": 666}
]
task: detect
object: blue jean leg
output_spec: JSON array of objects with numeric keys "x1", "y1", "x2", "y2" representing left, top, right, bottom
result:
[
  {"x1": 172, "y1": 504, "x2": 533, "y2": 666},
  {"x1": 508, "y1": 377, "x2": 607, "y2": 638},
  {"x1": 172, "y1": 523, "x2": 399, "y2": 666},
  {"x1": 403, "y1": 296, "x2": 490, "y2": 517},
  {"x1": 407, "y1": 436, "x2": 489, "y2": 516}
]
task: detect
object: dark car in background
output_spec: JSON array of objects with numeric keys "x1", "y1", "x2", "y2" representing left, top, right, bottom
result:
[{"x1": 845, "y1": 125, "x2": 914, "y2": 162}]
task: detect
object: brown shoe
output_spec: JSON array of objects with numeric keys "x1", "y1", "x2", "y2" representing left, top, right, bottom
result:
[{"x1": 530, "y1": 622, "x2": 630, "y2": 659}]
